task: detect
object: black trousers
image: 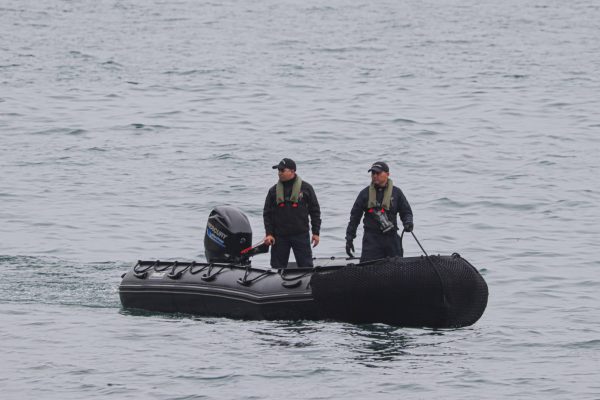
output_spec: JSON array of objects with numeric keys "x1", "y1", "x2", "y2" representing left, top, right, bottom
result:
[
  {"x1": 270, "y1": 232, "x2": 313, "y2": 268},
  {"x1": 360, "y1": 231, "x2": 403, "y2": 263}
]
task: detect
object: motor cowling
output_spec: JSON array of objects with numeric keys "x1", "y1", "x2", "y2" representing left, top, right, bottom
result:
[{"x1": 204, "y1": 206, "x2": 252, "y2": 263}]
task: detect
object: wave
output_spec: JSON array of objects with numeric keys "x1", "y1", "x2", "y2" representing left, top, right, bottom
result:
[{"x1": 0, "y1": 255, "x2": 127, "y2": 309}]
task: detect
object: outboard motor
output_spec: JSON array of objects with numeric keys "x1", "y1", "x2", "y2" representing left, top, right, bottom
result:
[{"x1": 204, "y1": 206, "x2": 253, "y2": 264}]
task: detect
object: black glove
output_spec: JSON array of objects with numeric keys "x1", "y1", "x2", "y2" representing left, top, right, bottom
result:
[
  {"x1": 403, "y1": 222, "x2": 414, "y2": 232},
  {"x1": 345, "y1": 240, "x2": 355, "y2": 258}
]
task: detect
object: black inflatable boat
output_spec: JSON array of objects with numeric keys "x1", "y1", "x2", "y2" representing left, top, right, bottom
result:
[{"x1": 119, "y1": 206, "x2": 488, "y2": 328}]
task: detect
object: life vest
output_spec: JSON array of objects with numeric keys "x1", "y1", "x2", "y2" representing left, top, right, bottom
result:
[
  {"x1": 367, "y1": 178, "x2": 393, "y2": 212},
  {"x1": 276, "y1": 176, "x2": 303, "y2": 208}
]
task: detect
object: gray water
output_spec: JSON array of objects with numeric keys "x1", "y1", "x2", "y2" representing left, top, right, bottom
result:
[{"x1": 1, "y1": 0, "x2": 599, "y2": 398}]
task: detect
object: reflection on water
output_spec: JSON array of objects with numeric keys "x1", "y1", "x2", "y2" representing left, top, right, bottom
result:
[
  {"x1": 251, "y1": 320, "x2": 320, "y2": 348},
  {"x1": 345, "y1": 324, "x2": 413, "y2": 365},
  {"x1": 340, "y1": 324, "x2": 475, "y2": 367},
  {"x1": 251, "y1": 319, "x2": 457, "y2": 366}
]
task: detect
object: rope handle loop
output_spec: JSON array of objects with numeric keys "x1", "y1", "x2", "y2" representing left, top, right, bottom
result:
[{"x1": 400, "y1": 229, "x2": 429, "y2": 257}]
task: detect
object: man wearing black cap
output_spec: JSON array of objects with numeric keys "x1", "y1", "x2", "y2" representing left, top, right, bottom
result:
[
  {"x1": 345, "y1": 161, "x2": 413, "y2": 262},
  {"x1": 263, "y1": 158, "x2": 321, "y2": 268}
]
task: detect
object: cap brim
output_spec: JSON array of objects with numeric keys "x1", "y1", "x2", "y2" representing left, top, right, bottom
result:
[
  {"x1": 272, "y1": 165, "x2": 279, "y2": 169},
  {"x1": 368, "y1": 168, "x2": 383, "y2": 172}
]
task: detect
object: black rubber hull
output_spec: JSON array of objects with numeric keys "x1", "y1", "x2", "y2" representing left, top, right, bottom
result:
[
  {"x1": 119, "y1": 255, "x2": 488, "y2": 328},
  {"x1": 119, "y1": 261, "x2": 319, "y2": 321}
]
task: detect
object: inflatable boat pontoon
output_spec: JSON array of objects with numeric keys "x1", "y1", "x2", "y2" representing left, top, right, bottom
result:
[{"x1": 119, "y1": 206, "x2": 488, "y2": 328}]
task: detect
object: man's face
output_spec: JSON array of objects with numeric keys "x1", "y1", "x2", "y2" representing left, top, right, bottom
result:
[
  {"x1": 278, "y1": 168, "x2": 295, "y2": 182},
  {"x1": 371, "y1": 170, "x2": 389, "y2": 187}
]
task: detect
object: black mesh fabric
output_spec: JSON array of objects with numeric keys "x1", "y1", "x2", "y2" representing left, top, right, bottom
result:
[{"x1": 310, "y1": 255, "x2": 488, "y2": 328}]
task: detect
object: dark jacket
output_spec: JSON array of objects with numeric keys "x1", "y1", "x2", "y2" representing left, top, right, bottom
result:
[
  {"x1": 263, "y1": 176, "x2": 321, "y2": 237},
  {"x1": 345, "y1": 184, "x2": 413, "y2": 240}
]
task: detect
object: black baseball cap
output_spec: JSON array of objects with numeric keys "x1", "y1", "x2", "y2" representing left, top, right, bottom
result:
[
  {"x1": 368, "y1": 161, "x2": 389, "y2": 173},
  {"x1": 272, "y1": 158, "x2": 297, "y2": 171}
]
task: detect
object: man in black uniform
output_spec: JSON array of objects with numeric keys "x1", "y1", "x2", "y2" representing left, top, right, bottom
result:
[
  {"x1": 345, "y1": 161, "x2": 413, "y2": 262},
  {"x1": 263, "y1": 158, "x2": 321, "y2": 268}
]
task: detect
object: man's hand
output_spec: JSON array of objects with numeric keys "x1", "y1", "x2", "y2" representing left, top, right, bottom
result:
[
  {"x1": 345, "y1": 239, "x2": 355, "y2": 258},
  {"x1": 264, "y1": 235, "x2": 275, "y2": 246},
  {"x1": 311, "y1": 234, "x2": 320, "y2": 248},
  {"x1": 403, "y1": 223, "x2": 414, "y2": 232}
]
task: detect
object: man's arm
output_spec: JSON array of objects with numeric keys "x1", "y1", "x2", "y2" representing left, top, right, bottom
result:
[
  {"x1": 397, "y1": 188, "x2": 413, "y2": 226},
  {"x1": 306, "y1": 183, "x2": 321, "y2": 235},
  {"x1": 345, "y1": 189, "x2": 366, "y2": 241},
  {"x1": 263, "y1": 188, "x2": 275, "y2": 236}
]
